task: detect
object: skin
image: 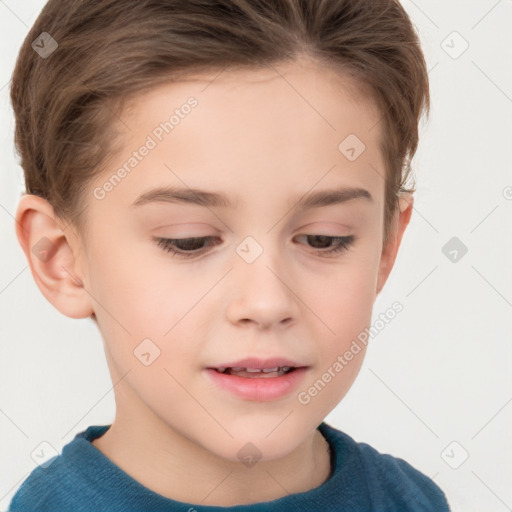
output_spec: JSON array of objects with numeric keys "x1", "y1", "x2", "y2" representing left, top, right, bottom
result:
[{"x1": 15, "y1": 57, "x2": 413, "y2": 506}]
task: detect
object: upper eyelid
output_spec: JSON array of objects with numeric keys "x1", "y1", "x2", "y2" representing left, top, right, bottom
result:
[{"x1": 156, "y1": 234, "x2": 352, "y2": 242}]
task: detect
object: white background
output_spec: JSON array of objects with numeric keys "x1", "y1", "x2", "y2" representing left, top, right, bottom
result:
[{"x1": 1, "y1": 1, "x2": 511, "y2": 511}]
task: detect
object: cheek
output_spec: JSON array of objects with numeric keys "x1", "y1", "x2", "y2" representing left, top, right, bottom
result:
[
  {"x1": 306, "y1": 248, "x2": 380, "y2": 399},
  {"x1": 312, "y1": 258, "x2": 379, "y2": 336},
  {"x1": 303, "y1": 269, "x2": 374, "y2": 410},
  {"x1": 87, "y1": 237, "x2": 196, "y2": 330},
  {"x1": 86, "y1": 245, "x2": 206, "y2": 373}
]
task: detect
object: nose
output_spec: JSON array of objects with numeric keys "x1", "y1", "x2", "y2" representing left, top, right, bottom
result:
[{"x1": 225, "y1": 242, "x2": 300, "y2": 330}]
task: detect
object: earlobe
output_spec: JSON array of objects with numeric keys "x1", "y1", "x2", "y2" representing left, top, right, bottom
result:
[
  {"x1": 15, "y1": 194, "x2": 94, "y2": 319},
  {"x1": 375, "y1": 193, "x2": 414, "y2": 296}
]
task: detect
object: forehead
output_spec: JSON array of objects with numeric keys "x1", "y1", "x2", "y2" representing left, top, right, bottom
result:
[
  {"x1": 122, "y1": 59, "x2": 381, "y2": 137},
  {"x1": 96, "y1": 59, "x2": 385, "y2": 213}
]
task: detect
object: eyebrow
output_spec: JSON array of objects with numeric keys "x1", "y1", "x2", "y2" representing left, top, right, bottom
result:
[{"x1": 131, "y1": 185, "x2": 373, "y2": 210}]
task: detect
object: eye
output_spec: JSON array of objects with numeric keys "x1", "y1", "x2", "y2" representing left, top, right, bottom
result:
[
  {"x1": 154, "y1": 234, "x2": 355, "y2": 259},
  {"x1": 294, "y1": 234, "x2": 355, "y2": 256},
  {"x1": 154, "y1": 236, "x2": 221, "y2": 258}
]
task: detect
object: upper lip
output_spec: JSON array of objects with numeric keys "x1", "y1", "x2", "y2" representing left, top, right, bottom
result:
[{"x1": 207, "y1": 357, "x2": 308, "y2": 370}]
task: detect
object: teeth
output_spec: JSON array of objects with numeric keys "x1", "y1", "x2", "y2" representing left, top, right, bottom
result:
[{"x1": 216, "y1": 366, "x2": 294, "y2": 374}]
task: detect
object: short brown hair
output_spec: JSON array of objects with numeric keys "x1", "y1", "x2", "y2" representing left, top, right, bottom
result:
[{"x1": 10, "y1": 0, "x2": 429, "y2": 244}]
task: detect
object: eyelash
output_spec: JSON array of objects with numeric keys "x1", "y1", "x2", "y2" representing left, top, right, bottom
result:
[{"x1": 154, "y1": 234, "x2": 355, "y2": 259}]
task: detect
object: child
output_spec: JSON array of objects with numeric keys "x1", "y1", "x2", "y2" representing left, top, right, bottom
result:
[{"x1": 8, "y1": 0, "x2": 450, "y2": 510}]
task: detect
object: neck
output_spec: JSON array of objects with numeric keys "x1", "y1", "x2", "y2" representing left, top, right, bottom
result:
[{"x1": 92, "y1": 413, "x2": 331, "y2": 506}]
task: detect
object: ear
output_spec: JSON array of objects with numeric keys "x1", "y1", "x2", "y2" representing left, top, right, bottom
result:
[
  {"x1": 375, "y1": 192, "x2": 414, "y2": 296},
  {"x1": 15, "y1": 194, "x2": 94, "y2": 319}
]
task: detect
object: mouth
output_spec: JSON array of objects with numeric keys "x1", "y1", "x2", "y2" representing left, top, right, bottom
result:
[
  {"x1": 206, "y1": 356, "x2": 307, "y2": 378},
  {"x1": 213, "y1": 366, "x2": 299, "y2": 378},
  {"x1": 204, "y1": 358, "x2": 310, "y2": 401}
]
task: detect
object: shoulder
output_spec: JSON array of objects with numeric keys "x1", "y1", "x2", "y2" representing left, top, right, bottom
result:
[
  {"x1": 357, "y1": 441, "x2": 450, "y2": 511},
  {"x1": 9, "y1": 454, "x2": 105, "y2": 512},
  {"x1": 321, "y1": 423, "x2": 451, "y2": 511},
  {"x1": 8, "y1": 455, "x2": 68, "y2": 511},
  {"x1": 8, "y1": 428, "x2": 109, "y2": 512}
]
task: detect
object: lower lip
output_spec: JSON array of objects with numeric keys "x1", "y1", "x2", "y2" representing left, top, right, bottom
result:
[{"x1": 204, "y1": 367, "x2": 309, "y2": 402}]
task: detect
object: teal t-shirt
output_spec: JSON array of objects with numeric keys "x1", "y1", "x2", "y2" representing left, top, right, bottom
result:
[{"x1": 8, "y1": 421, "x2": 450, "y2": 511}]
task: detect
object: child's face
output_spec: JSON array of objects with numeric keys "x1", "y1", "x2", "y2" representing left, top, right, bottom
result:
[{"x1": 55, "y1": 60, "x2": 409, "y2": 460}]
